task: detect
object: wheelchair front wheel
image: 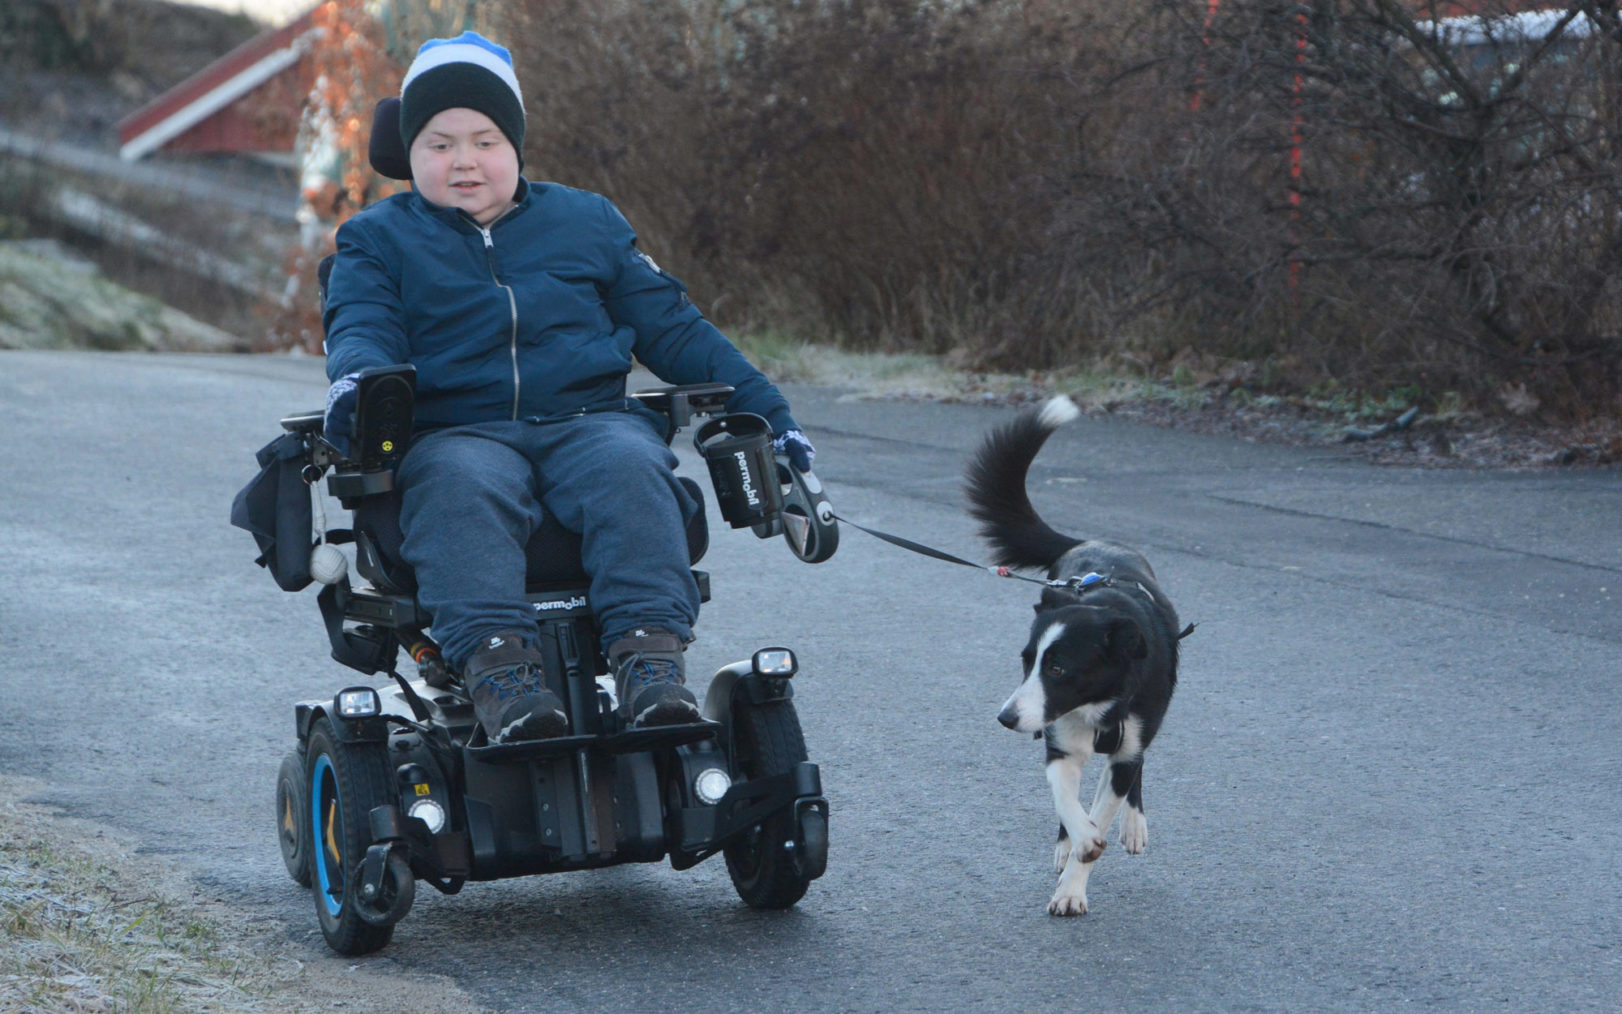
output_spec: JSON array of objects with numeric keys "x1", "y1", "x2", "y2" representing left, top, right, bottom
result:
[
  {"x1": 306, "y1": 717, "x2": 396, "y2": 955},
  {"x1": 723, "y1": 697, "x2": 821, "y2": 909}
]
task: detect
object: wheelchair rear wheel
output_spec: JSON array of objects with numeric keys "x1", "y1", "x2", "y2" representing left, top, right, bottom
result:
[
  {"x1": 306, "y1": 717, "x2": 397, "y2": 955},
  {"x1": 275, "y1": 750, "x2": 312, "y2": 887},
  {"x1": 723, "y1": 698, "x2": 824, "y2": 908}
]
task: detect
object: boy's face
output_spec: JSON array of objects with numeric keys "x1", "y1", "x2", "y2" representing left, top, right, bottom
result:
[{"x1": 409, "y1": 107, "x2": 520, "y2": 227}]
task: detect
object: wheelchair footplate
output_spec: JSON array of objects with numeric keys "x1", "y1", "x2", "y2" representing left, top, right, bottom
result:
[{"x1": 465, "y1": 720, "x2": 721, "y2": 762}]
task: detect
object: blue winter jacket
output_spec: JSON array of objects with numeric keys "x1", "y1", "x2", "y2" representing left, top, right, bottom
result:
[{"x1": 322, "y1": 179, "x2": 798, "y2": 435}]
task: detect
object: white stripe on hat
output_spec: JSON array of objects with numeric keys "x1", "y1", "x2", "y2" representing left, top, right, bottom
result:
[{"x1": 401, "y1": 42, "x2": 523, "y2": 105}]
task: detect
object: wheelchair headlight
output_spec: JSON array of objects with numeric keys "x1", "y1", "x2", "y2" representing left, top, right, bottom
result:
[
  {"x1": 335, "y1": 687, "x2": 381, "y2": 719},
  {"x1": 694, "y1": 767, "x2": 732, "y2": 805},
  {"x1": 752, "y1": 648, "x2": 797, "y2": 677}
]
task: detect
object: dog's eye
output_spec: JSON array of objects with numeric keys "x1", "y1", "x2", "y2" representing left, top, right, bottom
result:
[{"x1": 1044, "y1": 662, "x2": 1064, "y2": 677}]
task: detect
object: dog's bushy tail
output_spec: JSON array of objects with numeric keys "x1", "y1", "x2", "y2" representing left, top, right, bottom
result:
[{"x1": 965, "y1": 396, "x2": 1082, "y2": 570}]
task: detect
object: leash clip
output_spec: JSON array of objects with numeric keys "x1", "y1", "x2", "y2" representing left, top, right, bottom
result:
[{"x1": 1057, "y1": 571, "x2": 1112, "y2": 593}]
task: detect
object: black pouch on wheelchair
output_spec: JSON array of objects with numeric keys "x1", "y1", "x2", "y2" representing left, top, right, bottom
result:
[
  {"x1": 230, "y1": 432, "x2": 314, "y2": 592},
  {"x1": 693, "y1": 413, "x2": 783, "y2": 528}
]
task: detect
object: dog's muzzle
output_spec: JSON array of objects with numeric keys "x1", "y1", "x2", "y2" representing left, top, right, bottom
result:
[
  {"x1": 997, "y1": 700, "x2": 1022, "y2": 730},
  {"x1": 998, "y1": 678, "x2": 1045, "y2": 733}
]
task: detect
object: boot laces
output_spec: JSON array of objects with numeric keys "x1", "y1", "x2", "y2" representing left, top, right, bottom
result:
[
  {"x1": 484, "y1": 663, "x2": 546, "y2": 701},
  {"x1": 623, "y1": 653, "x2": 681, "y2": 687}
]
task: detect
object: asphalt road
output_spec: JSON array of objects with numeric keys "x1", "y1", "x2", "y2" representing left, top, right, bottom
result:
[{"x1": 1, "y1": 350, "x2": 1618, "y2": 1012}]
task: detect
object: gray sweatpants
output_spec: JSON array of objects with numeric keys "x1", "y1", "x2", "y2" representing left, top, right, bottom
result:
[{"x1": 395, "y1": 407, "x2": 700, "y2": 669}]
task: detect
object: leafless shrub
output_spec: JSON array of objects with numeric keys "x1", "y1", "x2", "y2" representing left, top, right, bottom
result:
[
  {"x1": 500, "y1": 0, "x2": 1156, "y2": 357},
  {"x1": 493, "y1": 0, "x2": 1620, "y2": 421},
  {"x1": 1108, "y1": 0, "x2": 1622, "y2": 419}
]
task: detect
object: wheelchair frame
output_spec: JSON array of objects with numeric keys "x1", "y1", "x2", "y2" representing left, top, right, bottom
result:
[{"x1": 267, "y1": 368, "x2": 832, "y2": 955}]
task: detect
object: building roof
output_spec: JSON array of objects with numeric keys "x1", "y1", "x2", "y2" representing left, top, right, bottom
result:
[{"x1": 116, "y1": 6, "x2": 317, "y2": 161}]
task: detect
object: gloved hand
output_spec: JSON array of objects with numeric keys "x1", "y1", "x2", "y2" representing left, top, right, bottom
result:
[
  {"x1": 773, "y1": 429, "x2": 816, "y2": 473},
  {"x1": 324, "y1": 373, "x2": 360, "y2": 458}
]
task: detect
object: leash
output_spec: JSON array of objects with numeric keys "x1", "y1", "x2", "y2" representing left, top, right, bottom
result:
[
  {"x1": 831, "y1": 512, "x2": 1197, "y2": 640},
  {"x1": 830, "y1": 513, "x2": 1107, "y2": 593}
]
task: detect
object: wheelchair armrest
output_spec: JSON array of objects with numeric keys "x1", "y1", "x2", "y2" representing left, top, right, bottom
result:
[
  {"x1": 631, "y1": 383, "x2": 735, "y2": 433},
  {"x1": 273, "y1": 412, "x2": 384, "y2": 497},
  {"x1": 328, "y1": 467, "x2": 396, "y2": 502},
  {"x1": 303, "y1": 365, "x2": 417, "y2": 506},
  {"x1": 276, "y1": 410, "x2": 360, "y2": 488},
  {"x1": 280, "y1": 410, "x2": 325, "y2": 435}
]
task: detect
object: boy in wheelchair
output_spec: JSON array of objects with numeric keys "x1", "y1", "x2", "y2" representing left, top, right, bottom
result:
[{"x1": 321, "y1": 31, "x2": 816, "y2": 744}]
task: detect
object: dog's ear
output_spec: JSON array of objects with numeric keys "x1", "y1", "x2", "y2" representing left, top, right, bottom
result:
[
  {"x1": 1038, "y1": 586, "x2": 1078, "y2": 613},
  {"x1": 1107, "y1": 617, "x2": 1148, "y2": 660}
]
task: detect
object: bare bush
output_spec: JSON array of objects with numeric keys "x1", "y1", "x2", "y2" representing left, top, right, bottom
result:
[
  {"x1": 502, "y1": 0, "x2": 1158, "y2": 359},
  {"x1": 1133, "y1": 0, "x2": 1622, "y2": 420},
  {"x1": 475, "y1": 0, "x2": 1621, "y2": 421}
]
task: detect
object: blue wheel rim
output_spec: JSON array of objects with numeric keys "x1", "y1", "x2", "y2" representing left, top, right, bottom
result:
[{"x1": 310, "y1": 753, "x2": 343, "y2": 916}]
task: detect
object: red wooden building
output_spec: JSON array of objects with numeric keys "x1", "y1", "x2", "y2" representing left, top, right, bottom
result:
[{"x1": 116, "y1": 7, "x2": 318, "y2": 162}]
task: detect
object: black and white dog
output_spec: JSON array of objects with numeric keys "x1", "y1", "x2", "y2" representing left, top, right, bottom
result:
[{"x1": 966, "y1": 396, "x2": 1187, "y2": 916}]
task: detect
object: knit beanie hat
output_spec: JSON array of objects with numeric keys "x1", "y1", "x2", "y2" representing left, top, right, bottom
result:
[{"x1": 398, "y1": 31, "x2": 525, "y2": 153}]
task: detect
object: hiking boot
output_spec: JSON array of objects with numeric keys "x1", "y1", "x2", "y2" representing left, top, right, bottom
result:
[
  {"x1": 464, "y1": 631, "x2": 568, "y2": 743},
  {"x1": 608, "y1": 628, "x2": 700, "y2": 728}
]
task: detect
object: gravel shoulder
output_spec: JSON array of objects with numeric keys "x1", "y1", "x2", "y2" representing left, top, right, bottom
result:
[
  {"x1": 746, "y1": 341, "x2": 1622, "y2": 471},
  {"x1": 1075, "y1": 392, "x2": 1622, "y2": 469},
  {"x1": 1, "y1": 775, "x2": 485, "y2": 1013}
]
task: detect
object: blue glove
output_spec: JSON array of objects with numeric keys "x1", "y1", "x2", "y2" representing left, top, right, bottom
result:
[
  {"x1": 324, "y1": 373, "x2": 360, "y2": 458},
  {"x1": 773, "y1": 429, "x2": 816, "y2": 473}
]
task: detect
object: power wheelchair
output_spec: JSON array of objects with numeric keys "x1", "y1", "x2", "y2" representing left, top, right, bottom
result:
[{"x1": 235, "y1": 362, "x2": 839, "y2": 956}]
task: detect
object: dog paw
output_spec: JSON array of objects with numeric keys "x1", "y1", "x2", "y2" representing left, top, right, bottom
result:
[
  {"x1": 1053, "y1": 837, "x2": 1072, "y2": 872},
  {"x1": 1120, "y1": 809, "x2": 1147, "y2": 854},
  {"x1": 1047, "y1": 888, "x2": 1089, "y2": 916},
  {"x1": 1078, "y1": 834, "x2": 1107, "y2": 864}
]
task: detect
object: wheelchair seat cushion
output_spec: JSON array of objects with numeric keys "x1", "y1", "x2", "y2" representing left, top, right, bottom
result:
[{"x1": 354, "y1": 476, "x2": 709, "y2": 593}]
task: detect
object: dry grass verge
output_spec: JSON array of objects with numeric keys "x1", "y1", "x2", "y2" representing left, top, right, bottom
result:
[
  {"x1": 0, "y1": 775, "x2": 483, "y2": 1014},
  {"x1": 734, "y1": 332, "x2": 1621, "y2": 469}
]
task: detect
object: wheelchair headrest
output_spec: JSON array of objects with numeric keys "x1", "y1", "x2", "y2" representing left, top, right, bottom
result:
[{"x1": 368, "y1": 98, "x2": 412, "y2": 181}]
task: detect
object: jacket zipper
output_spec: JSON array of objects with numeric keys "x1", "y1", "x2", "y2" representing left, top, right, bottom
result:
[{"x1": 476, "y1": 217, "x2": 521, "y2": 419}]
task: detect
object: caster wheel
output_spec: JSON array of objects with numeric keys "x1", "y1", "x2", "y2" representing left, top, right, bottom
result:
[
  {"x1": 306, "y1": 717, "x2": 398, "y2": 955},
  {"x1": 723, "y1": 698, "x2": 823, "y2": 909},
  {"x1": 355, "y1": 850, "x2": 416, "y2": 927},
  {"x1": 276, "y1": 750, "x2": 312, "y2": 887},
  {"x1": 797, "y1": 805, "x2": 829, "y2": 880}
]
